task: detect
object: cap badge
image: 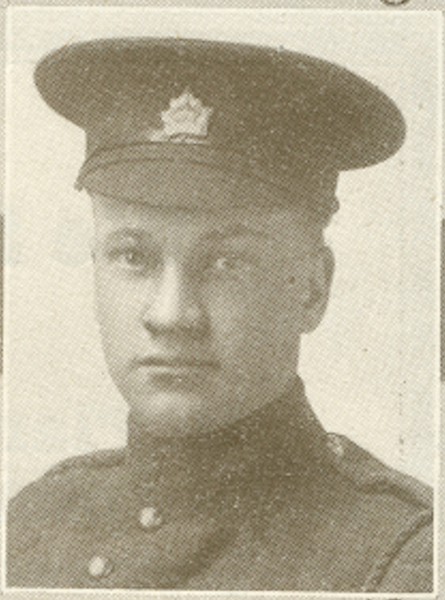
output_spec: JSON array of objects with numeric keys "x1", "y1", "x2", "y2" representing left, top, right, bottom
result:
[{"x1": 147, "y1": 90, "x2": 213, "y2": 144}]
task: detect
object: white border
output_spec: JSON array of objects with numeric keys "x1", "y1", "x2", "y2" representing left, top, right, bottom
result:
[{"x1": 2, "y1": 5, "x2": 442, "y2": 599}]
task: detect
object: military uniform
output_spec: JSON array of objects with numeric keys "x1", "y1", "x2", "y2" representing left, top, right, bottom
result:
[
  {"x1": 8, "y1": 380, "x2": 432, "y2": 591},
  {"x1": 8, "y1": 38, "x2": 433, "y2": 591}
]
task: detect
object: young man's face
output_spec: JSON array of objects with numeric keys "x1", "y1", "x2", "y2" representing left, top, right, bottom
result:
[{"x1": 92, "y1": 191, "x2": 332, "y2": 437}]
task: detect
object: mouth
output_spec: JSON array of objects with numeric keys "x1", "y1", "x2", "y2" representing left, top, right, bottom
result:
[
  {"x1": 136, "y1": 356, "x2": 221, "y2": 371},
  {"x1": 135, "y1": 356, "x2": 220, "y2": 391}
]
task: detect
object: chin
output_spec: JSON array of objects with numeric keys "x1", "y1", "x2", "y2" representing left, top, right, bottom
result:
[{"x1": 130, "y1": 388, "x2": 217, "y2": 438}]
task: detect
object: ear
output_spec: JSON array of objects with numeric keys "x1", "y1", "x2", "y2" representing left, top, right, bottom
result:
[{"x1": 300, "y1": 245, "x2": 334, "y2": 333}]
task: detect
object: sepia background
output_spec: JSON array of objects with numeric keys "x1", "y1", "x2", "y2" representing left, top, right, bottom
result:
[{"x1": 5, "y1": 8, "x2": 440, "y2": 496}]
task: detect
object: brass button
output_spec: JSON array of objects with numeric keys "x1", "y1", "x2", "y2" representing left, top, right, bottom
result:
[
  {"x1": 327, "y1": 433, "x2": 344, "y2": 458},
  {"x1": 139, "y1": 506, "x2": 163, "y2": 530},
  {"x1": 88, "y1": 555, "x2": 113, "y2": 579}
]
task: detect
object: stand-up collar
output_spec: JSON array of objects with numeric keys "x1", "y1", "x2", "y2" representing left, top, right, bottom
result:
[{"x1": 127, "y1": 378, "x2": 329, "y2": 520}]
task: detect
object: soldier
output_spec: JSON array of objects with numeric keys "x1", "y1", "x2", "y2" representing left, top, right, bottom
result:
[{"x1": 7, "y1": 38, "x2": 433, "y2": 591}]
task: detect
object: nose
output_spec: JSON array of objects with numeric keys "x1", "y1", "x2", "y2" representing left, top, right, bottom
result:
[{"x1": 142, "y1": 259, "x2": 209, "y2": 339}]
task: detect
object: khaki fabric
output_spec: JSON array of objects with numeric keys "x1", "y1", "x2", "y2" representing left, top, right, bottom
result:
[{"x1": 7, "y1": 383, "x2": 433, "y2": 592}]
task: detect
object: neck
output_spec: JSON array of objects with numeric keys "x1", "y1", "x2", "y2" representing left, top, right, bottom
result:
[{"x1": 126, "y1": 378, "x2": 329, "y2": 519}]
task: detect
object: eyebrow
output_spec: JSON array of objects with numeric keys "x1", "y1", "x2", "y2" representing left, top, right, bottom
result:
[
  {"x1": 102, "y1": 228, "x2": 151, "y2": 245},
  {"x1": 102, "y1": 223, "x2": 269, "y2": 244},
  {"x1": 202, "y1": 223, "x2": 269, "y2": 243}
]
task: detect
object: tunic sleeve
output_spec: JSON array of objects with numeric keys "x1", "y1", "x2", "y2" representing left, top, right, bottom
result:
[{"x1": 373, "y1": 519, "x2": 434, "y2": 593}]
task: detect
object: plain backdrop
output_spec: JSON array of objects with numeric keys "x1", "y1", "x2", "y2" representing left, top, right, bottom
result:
[{"x1": 5, "y1": 8, "x2": 440, "y2": 497}]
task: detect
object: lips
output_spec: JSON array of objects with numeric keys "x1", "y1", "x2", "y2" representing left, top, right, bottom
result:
[
  {"x1": 136, "y1": 356, "x2": 220, "y2": 370},
  {"x1": 134, "y1": 355, "x2": 221, "y2": 392}
]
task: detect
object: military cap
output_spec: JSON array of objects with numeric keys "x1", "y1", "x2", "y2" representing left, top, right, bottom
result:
[{"x1": 34, "y1": 38, "x2": 405, "y2": 220}]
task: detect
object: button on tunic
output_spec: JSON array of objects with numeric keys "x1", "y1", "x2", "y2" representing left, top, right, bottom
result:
[
  {"x1": 88, "y1": 556, "x2": 113, "y2": 579},
  {"x1": 7, "y1": 380, "x2": 433, "y2": 591},
  {"x1": 139, "y1": 507, "x2": 163, "y2": 530}
]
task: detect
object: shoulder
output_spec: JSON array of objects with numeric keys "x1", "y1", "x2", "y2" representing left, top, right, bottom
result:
[
  {"x1": 259, "y1": 434, "x2": 433, "y2": 593},
  {"x1": 7, "y1": 449, "x2": 126, "y2": 560},
  {"x1": 324, "y1": 434, "x2": 433, "y2": 592},
  {"x1": 44, "y1": 447, "x2": 127, "y2": 477},
  {"x1": 327, "y1": 433, "x2": 432, "y2": 509}
]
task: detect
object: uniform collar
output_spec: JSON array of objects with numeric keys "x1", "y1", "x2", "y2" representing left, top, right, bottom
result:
[{"x1": 126, "y1": 378, "x2": 330, "y2": 519}]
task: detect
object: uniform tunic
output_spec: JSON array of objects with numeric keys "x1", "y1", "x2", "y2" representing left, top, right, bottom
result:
[{"x1": 7, "y1": 379, "x2": 433, "y2": 591}]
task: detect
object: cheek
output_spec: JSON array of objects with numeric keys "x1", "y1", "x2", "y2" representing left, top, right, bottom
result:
[
  {"x1": 205, "y1": 275, "x2": 304, "y2": 356},
  {"x1": 95, "y1": 272, "x2": 120, "y2": 325},
  {"x1": 94, "y1": 271, "x2": 140, "y2": 356}
]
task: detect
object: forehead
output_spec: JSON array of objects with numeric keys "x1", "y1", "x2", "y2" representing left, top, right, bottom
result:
[{"x1": 91, "y1": 194, "x2": 319, "y2": 247}]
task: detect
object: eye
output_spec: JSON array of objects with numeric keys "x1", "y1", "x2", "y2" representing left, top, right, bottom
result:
[
  {"x1": 108, "y1": 246, "x2": 158, "y2": 273},
  {"x1": 206, "y1": 251, "x2": 257, "y2": 278},
  {"x1": 119, "y1": 249, "x2": 147, "y2": 267},
  {"x1": 214, "y1": 255, "x2": 238, "y2": 271}
]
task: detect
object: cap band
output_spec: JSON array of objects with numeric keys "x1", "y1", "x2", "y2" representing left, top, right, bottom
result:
[{"x1": 76, "y1": 142, "x2": 339, "y2": 220}]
